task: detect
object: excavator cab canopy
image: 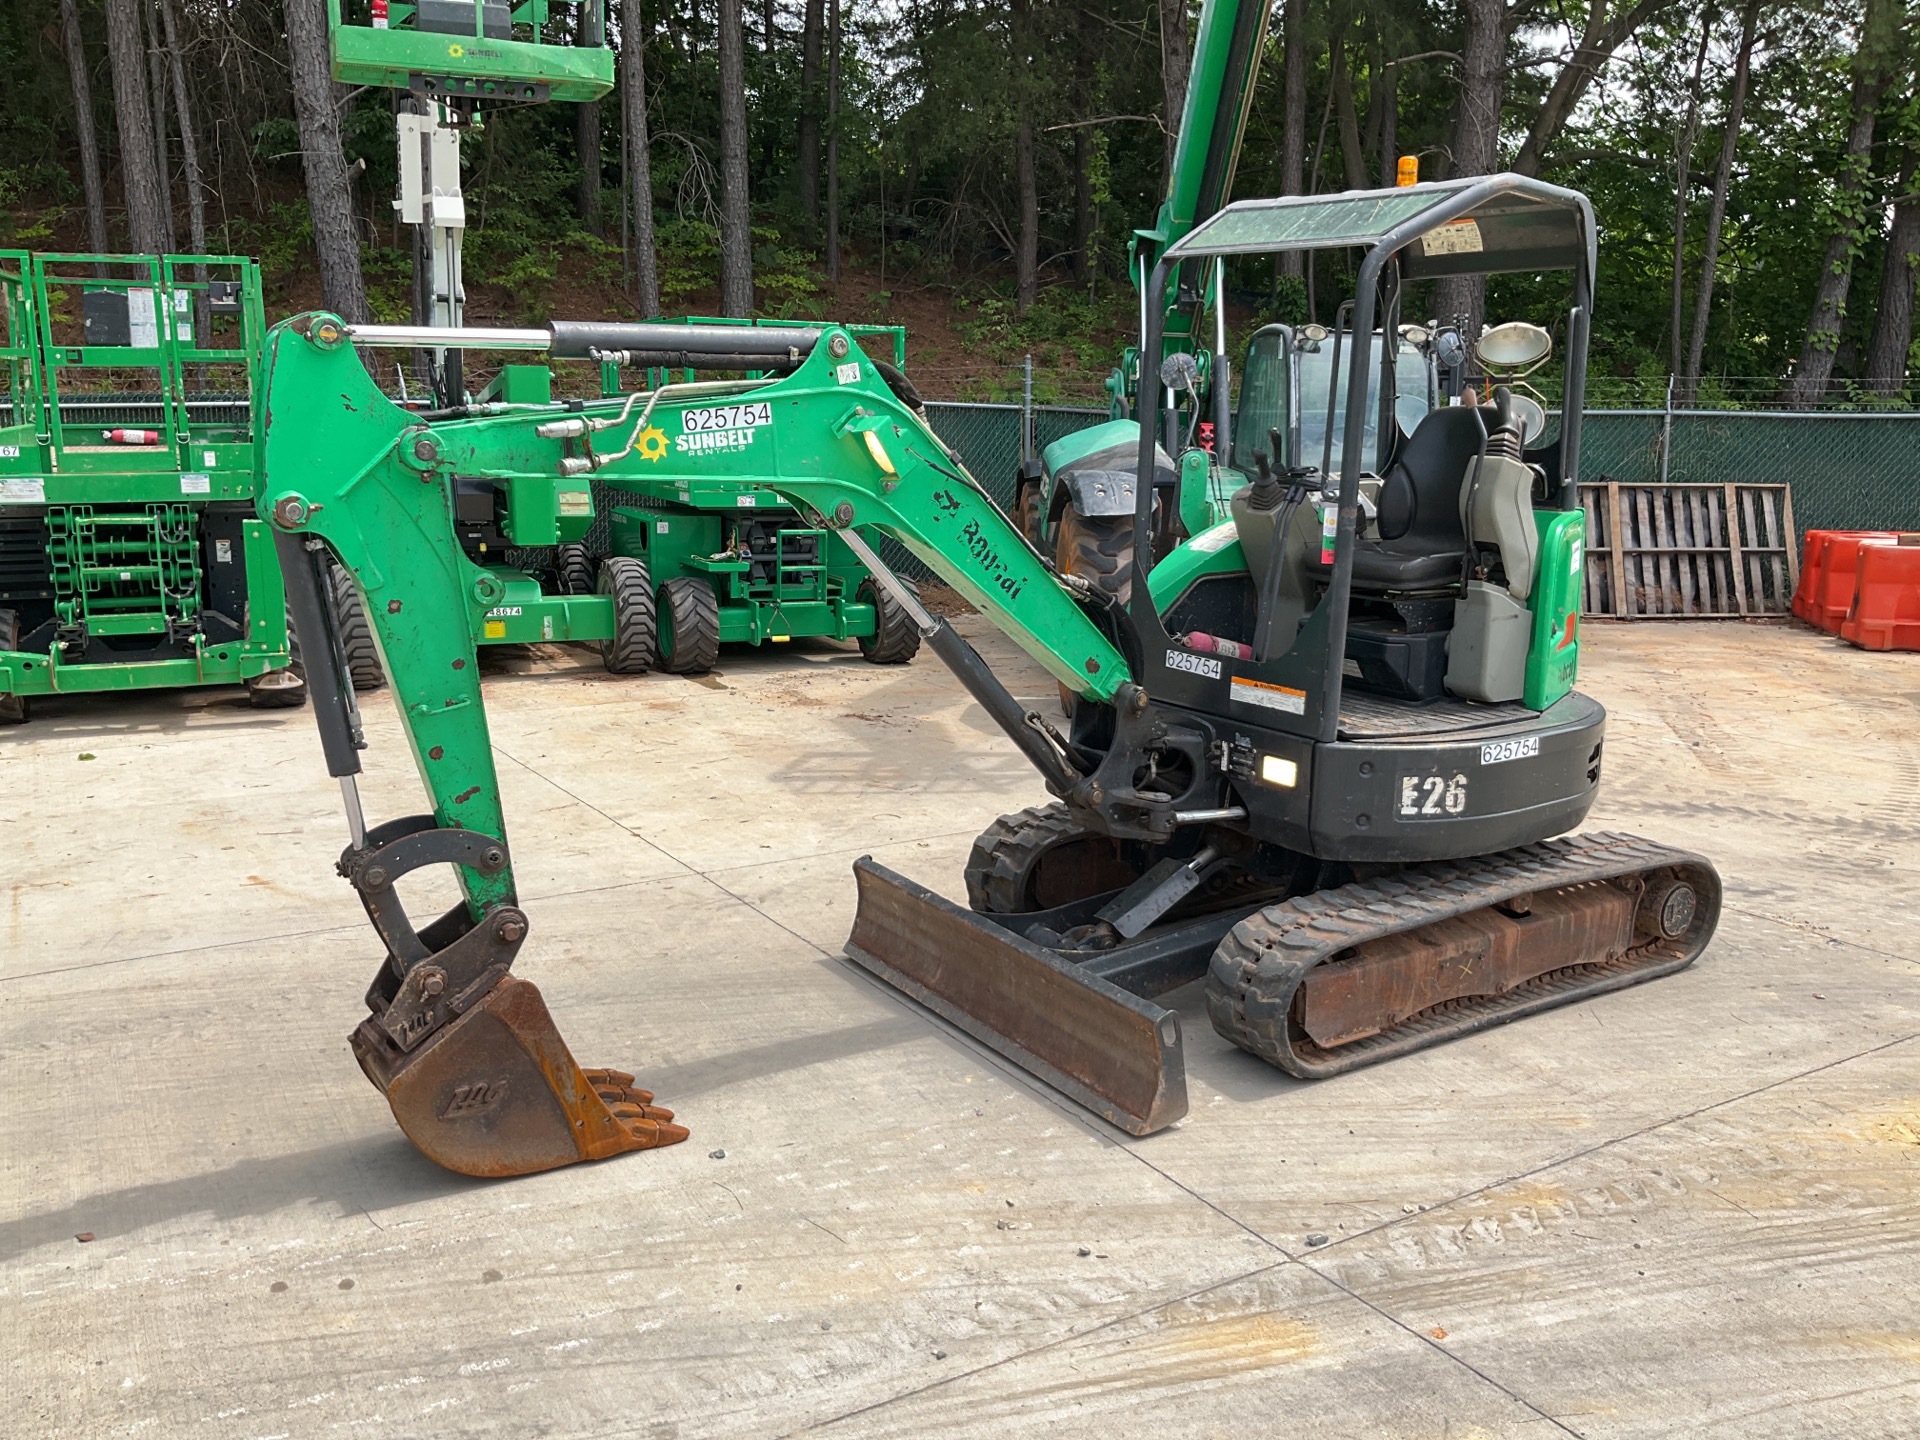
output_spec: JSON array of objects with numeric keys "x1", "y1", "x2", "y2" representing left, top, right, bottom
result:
[{"x1": 1164, "y1": 174, "x2": 1597, "y2": 284}]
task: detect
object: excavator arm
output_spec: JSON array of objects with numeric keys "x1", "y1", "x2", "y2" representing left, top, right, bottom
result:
[{"x1": 261, "y1": 313, "x2": 1150, "y2": 1173}]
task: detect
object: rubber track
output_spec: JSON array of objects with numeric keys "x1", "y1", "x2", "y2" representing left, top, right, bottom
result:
[
  {"x1": 1205, "y1": 831, "x2": 1720, "y2": 1078},
  {"x1": 964, "y1": 803, "x2": 1087, "y2": 913},
  {"x1": 859, "y1": 578, "x2": 922, "y2": 664},
  {"x1": 329, "y1": 564, "x2": 386, "y2": 692},
  {"x1": 659, "y1": 575, "x2": 720, "y2": 674}
]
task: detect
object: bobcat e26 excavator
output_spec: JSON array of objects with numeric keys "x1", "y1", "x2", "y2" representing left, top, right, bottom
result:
[{"x1": 264, "y1": 174, "x2": 1721, "y2": 1176}]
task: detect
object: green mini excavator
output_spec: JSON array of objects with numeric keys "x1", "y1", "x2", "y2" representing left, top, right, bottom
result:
[{"x1": 260, "y1": 172, "x2": 1721, "y2": 1176}]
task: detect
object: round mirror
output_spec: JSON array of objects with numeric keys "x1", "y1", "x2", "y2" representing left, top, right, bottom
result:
[
  {"x1": 1476, "y1": 321, "x2": 1552, "y2": 371},
  {"x1": 1506, "y1": 392, "x2": 1547, "y2": 445},
  {"x1": 1158, "y1": 351, "x2": 1200, "y2": 391},
  {"x1": 1298, "y1": 323, "x2": 1330, "y2": 344},
  {"x1": 1432, "y1": 327, "x2": 1469, "y2": 370},
  {"x1": 1399, "y1": 324, "x2": 1431, "y2": 346}
]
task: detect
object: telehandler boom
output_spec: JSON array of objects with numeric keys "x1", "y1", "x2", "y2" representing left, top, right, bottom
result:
[{"x1": 264, "y1": 175, "x2": 1720, "y2": 1175}]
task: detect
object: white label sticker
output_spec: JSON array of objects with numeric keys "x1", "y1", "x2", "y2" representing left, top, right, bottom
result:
[
  {"x1": 1230, "y1": 676, "x2": 1306, "y2": 714},
  {"x1": 485, "y1": 605, "x2": 524, "y2": 618},
  {"x1": 127, "y1": 288, "x2": 160, "y2": 348},
  {"x1": 179, "y1": 473, "x2": 211, "y2": 494},
  {"x1": 836, "y1": 362, "x2": 862, "y2": 384},
  {"x1": 177, "y1": 322, "x2": 193, "y2": 342},
  {"x1": 1421, "y1": 219, "x2": 1484, "y2": 256},
  {"x1": 1187, "y1": 522, "x2": 1239, "y2": 555},
  {"x1": 1399, "y1": 773, "x2": 1469, "y2": 817},
  {"x1": 1481, "y1": 736, "x2": 1541, "y2": 766},
  {"x1": 0, "y1": 444, "x2": 21, "y2": 458},
  {"x1": 735, "y1": 494, "x2": 757, "y2": 507},
  {"x1": 203, "y1": 450, "x2": 217, "y2": 467},
  {"x1": 1569, "y1": 537, "x2": 1583, "y2": 575},
  {"x1": 682, "y1": 401, "x2": 772, "y2": 433},
  {"x1": 213, "y1": 538, "x2": 233, "y2": 563},
  {"x1": 0, "y1": 477, "x2": 45, "y2": 502},
  {"x1": 656, "y1": 520, "x2": 670, "y2": 534},
  {"x1": 557, "y1": 489, "x2": 591, "y2": 517},
  {"x1": 1165, "y1": 648, "x2": 1222, "y2": 680}
]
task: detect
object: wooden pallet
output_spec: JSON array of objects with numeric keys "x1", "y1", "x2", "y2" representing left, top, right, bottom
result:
[{"x1": 1578, "y1": 480, "x2": 1798, "y2": 618}]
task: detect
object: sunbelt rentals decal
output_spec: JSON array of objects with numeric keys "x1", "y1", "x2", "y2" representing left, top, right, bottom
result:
[{"x1": 637, "y1": 401, "x2": 775, "y2": 461}]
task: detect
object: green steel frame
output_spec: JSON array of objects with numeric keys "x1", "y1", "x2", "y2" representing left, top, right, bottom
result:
[{"x1": 0, "y1": 252, "x2": 294, "y2": 707}]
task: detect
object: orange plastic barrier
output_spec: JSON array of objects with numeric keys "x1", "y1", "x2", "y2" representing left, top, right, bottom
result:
[
  {"x1": 1813, "y1": 533, "x2": 1899, "y2": 633},
  {"x1": 1840, "y1": 537, "x2": 1920, "y2": 652}
]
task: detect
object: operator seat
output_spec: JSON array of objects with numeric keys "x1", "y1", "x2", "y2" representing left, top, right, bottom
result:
[{"x1": 1311, "y1": 405, "x2": 1485, "y2": 592}]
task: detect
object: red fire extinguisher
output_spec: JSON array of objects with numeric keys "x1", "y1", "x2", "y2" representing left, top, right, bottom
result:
[
  {"x1": 102, "y1": 428, "x2": 161, "y2": 445},
  {"x1": 371, "y1": 0, "x2": 389, "y2": 28}
]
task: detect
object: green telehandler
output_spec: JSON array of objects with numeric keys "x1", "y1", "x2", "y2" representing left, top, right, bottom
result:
[{"x1": 260, "y1": 173, "x2": 1721, "y2": 1177}]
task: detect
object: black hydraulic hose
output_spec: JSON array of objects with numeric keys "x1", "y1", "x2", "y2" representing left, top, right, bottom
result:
[
  {"x1": 924, "y1": 619, "x2": 1083, "y2": 795},
  {"x1": 872, "y1": 359, "x2": 925, "y2": 415},
  {"x1": 273, "y1": 529, "x2": 363, "y2": 779}
]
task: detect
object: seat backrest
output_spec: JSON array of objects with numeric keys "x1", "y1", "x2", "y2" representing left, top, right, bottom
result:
[{"x1": 1373, "y1": 406, "x2": 1484, "y2": 550}]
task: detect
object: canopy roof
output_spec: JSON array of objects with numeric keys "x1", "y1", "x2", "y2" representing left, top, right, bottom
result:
[{"x1": 1163, "y1": 174, "x2": 1594, "y2": 279}]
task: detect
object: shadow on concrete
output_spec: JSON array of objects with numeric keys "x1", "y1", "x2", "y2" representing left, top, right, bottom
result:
[{"x1": 1, "y1": 1015, "x2": 928, "y2": 1261}]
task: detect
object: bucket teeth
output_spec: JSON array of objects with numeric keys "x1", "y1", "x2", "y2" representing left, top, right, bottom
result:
[{"x1": 352, "y1": 975, "x2": 688, "y2": 1176}]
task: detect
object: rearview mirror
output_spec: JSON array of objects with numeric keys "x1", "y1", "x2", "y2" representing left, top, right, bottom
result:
[
  {"x1": 1506, "y1": 392, "x2": 1547, "y2": 445},
  {"x1": 1159, "y1": 351, "x2": 1200, "y2": 392}
]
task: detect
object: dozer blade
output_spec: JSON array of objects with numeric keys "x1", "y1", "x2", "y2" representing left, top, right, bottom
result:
[
  {"x1": 351, "y1": 976, "x2": 688, "y2": 1177},
  {"x1": 845, "y1": 858, "x2": 1187, "y2": 1135}
]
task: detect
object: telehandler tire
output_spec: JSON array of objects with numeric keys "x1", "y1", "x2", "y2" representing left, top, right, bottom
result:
[
  {"x1": 556, "y1": 543, "x2": 596, "y2": 596},
  {"x1": 1053, "y1": 504, "x2": 1134, "y2": 715},
  {"x1": 857, "y1": 577, "x2": 921, "y2": 665},
  {"x1": 0, "y1": 608, "x2": 27, "y2": 724},
  {"x1": 657, "y1": 576, "x2": 720, "y2": 674},
  {"x1": 599, "y1": 556, "x2": 656, "y2": 674},
  {"x1": 328, "y1": 564, "x2": 387, "y2": 692}
]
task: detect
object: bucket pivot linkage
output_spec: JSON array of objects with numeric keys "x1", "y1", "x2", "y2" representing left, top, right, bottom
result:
[{"x1": 341, "y1": 814, "x2": 688, "y2": 1176}]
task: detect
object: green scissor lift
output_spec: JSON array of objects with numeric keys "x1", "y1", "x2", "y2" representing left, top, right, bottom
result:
[{"x1": 0, "y1": 252, "x2": 299, "y2": 722}]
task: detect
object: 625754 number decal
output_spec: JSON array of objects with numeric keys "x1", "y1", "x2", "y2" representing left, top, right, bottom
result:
[
  {"x1": 1398, "y1": 773, "x2": 1468, "y2": 818},
  {"x1": 682, "y1": 401, "x2": 772, "y2": 433}
]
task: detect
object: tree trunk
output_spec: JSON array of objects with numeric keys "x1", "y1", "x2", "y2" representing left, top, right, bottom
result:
[
  {"x1": 1864, "y1": 153, "x2": 1918, "y2": 394},
  {"x1": 1435, "y1": 0, "x2": 1506, "y2": 334},
  {"x1": 1512, "y1": 0, "x2": 1672, "y2": 177},
  {"x1": 144, "y1": 0, "x2": 178, "y2": 251},
  {"x1": 1681, "y1": 0, "x2": 1758, "y2": 404},
  {"x1": 621, "y1": 0, "x2": 659, "y2": 315},
  {"x1": 1332, "y1": 14, "x2": 1365, "y2": 192},
  {"x1": 1668, "y1": 16, "x2": 1713, "y2": 379},
  {"x1": 1016, "y1": 119, "x2": 1038, "y2": 311},
  {"x1": 157, "y1": 0, "x2": 207, "y2": 258},
  {"x1": 283, "y1": 0, "x2": 368, "y2": 322},
  {"x1": 1072, "y1": 124, "x2": 1094, "y2": 284},
  {"x1": 1278, "y1": 0, "x2": 1307, "y2": 276},
  {"x1": 104, "y1": 0, "x2": 167, "y2": 252},
  {"x1": 826, "y1": 0, "x2": 841, "y2": 283},
  {"x1": 1785, "y1": 0, "x2": 1901, "y2": 406},
  {"x1": 577, "y1": 100, "x2": 602, "y2": 233},
  {"x1": 1159, "y1": 0, "x2": 1190, "y2": 189},
  {"x1": 764, "y1": 0, "x2": 775, "y2": 49},
  {"x1": 797, "y1": 0, "x2": 824, "y2": 219},
  {"x1": 59, "y1": 0, "x2": 111, "y2": 256},
  {"x1": 717, "y1": 0, "x2": 753, "y2": 314}
]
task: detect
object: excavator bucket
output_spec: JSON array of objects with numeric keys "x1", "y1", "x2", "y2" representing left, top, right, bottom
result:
[
  {"x1": 844, "y1": 858, "x2": 1189, "y2": 1135},
  {"x1": 350, "y1": 977, "x2": 688, "y2": 1177}
]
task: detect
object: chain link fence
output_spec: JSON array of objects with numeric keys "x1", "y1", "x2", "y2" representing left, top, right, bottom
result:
[{"x1": 1583, "y1": 410, "x2": 1920, "y2": 537}]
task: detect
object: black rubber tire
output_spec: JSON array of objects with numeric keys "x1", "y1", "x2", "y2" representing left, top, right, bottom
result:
[
  {"x1": 1054, "y1": 503, "x2": 1135, "y2": 607},
  {"x1": 1012, "y1": 479, "x2": 1044, "y2": 547},
  {"x1": 599, "y1": 555, "x2": 656, "y2": 674},
  {"x1": 657, "y1": 575, "x2": 721, "y2": 674},
  {"x1": 246, "y1": 668, "x2": 309, "y2": 709},
  {"x1": 328, "y1": 563, "x2": 387, "y2": 692},
  {"x1": 1052, "y1": 503, "x2": 1135, "y2": 715},
  {"x1": 556, "y1": 543, "x2": 596, "y2": 596},
  {"x1": 0, "y1": 608, "x2": 27, "y2": 724},
  {"x1": 857, "y1": 577, "x2": 921, "y2": 665}
]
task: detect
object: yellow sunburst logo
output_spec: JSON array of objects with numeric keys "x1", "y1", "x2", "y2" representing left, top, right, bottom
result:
[
  {"x1": 636, "y1": 425, "x2": 669, "y2": 462},
  {"x1": 448, "y1": 42, "x2": 465, "y2": 57}
]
